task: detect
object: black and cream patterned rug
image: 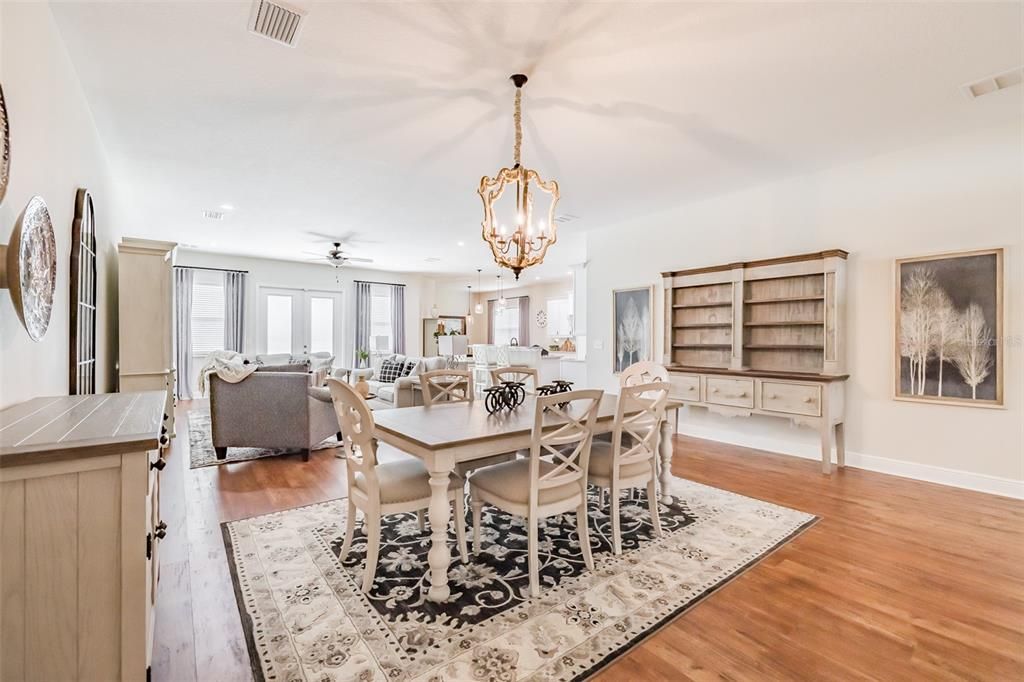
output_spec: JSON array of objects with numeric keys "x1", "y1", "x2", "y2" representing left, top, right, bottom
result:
[
  {"x1": 222, "y1": 475, "x2": 815, "y2": 681},
  {"x1": 188, "y1": 410, "x2": 340, "y2": 469}
]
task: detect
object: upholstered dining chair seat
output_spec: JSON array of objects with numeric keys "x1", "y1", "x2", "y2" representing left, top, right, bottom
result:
[
  {"x1": 354, "y1": 458, "x2": 464, "y2": 505},
  {"x1": 470, "y1": 459, "x2": 581, "y2": 506},
  {"x1": 587, "y1": 441, "x2": 651, "y2": 480}
]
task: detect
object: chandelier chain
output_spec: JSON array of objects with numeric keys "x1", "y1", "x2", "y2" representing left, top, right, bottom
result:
[{"x1": 513, "y1": 87, "x2": 522, "y2": 167}]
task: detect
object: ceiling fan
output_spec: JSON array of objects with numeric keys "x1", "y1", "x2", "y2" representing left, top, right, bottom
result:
[{"x1": 305, "y1": 242, "x2": 373, "y2": 267}]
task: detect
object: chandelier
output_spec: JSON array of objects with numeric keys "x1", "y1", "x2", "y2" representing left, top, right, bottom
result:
[{"x1": 478, "y1": 74, "x2": 560, "y2": 280}]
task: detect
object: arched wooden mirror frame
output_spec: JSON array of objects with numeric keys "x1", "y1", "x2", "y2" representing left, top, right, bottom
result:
[{"x1": 69, "y1": 188, "x2": 97, "y2": 394}]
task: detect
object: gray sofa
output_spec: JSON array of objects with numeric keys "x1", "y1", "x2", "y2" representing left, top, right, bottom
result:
[
  {"x1": 345, "y1": 354, "x2": 463, "y2": 408},
  {"x1": 209, "y1": 369, "x2": 339, "y2": 461}
]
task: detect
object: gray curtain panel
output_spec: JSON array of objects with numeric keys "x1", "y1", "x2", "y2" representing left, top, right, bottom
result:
[
  {"x1": 517, "y1": 296, "x2": 530, "y2": 346},
  {"x1": 354, "y1": 281, "x2": 372, "y2": 366},
  {"x1": 487, "y1": 299, "x2": 495, "y2": 344},
  {"x1": 391, "y1": 284, "x2": 406, "y2": 355},
  {"x1": 223, "y1": 270, "x2": 246, "y2": 353},
  {"x1": 173, "y1": 267, "x2": 194, "y2": 399}
]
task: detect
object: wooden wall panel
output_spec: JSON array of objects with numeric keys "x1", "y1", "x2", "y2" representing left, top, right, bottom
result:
[
  {"x1": 25, "y1": 473, "x2": 79, "y2": 681},
  {"x1": 79, "y1": 467, "x2": 122, "y2": 680},
  {"x1": 0, "y1": 480, "x2": 26, "y2": 680}
]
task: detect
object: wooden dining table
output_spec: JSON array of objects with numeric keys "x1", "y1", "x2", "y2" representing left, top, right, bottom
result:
[{"x1": 373, "y1": 394, "x2": 682, "y2": 602}]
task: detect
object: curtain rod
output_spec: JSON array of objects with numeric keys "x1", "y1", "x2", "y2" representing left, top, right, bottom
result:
[
  {"x1": 174, "y1": 265, "x2": 249, "y2": 274},
  {"x1": 355, "y1": 280, "x2": 406, "y2": 287}
]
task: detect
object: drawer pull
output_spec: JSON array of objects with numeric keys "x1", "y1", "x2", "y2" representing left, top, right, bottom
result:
[
  {"x1": 687, "y1": 386, "x2": 695, "y2": 391},
  {"x1": 161, "y1": 425, "x2": 168, "y2": 435},
  {"x1": 163, "y1": 413, "x2": 169, "y2": 422},
  {"x1": 151, "y1": 457, "x2": 167, "y2": 471},
  {"x1": 156, "y1": 521, "x2": 167, "y2": 532},
  {"x1": 769, "y1": 393, "x2": 778, "y2": 399},
  {"x1": 803, "y1": 397, "x2": 813, "y2": 403},
  {"x1": 155, "y1": 527, "x2": 167, "y2": 540},
  {"x1": 711, "y1": 388, "x2": 719, "y2": 393}
]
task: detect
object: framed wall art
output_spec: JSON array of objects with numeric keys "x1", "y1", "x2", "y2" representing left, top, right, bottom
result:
[
  {"x1": 612, "y1": 286, "x2": 653, "y2": 374},
  {"x1": 894, "y1": 248, "x2": 1003, "y2": 407}
]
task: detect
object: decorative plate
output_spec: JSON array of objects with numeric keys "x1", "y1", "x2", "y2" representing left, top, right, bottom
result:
[
  {"x1": 0, "y1": 84, "x2": 9, "y2": 204},
  {"x1": 536, "y1": 309, "x2": 548, "y2": 328},
  {"x1": 5, "y1": 196, "x2": 57, "y2": 340}
]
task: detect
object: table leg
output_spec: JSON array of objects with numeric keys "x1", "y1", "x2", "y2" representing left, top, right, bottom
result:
[
  {"x1": 659, "y1": 409, "x2": 676, "y2": 505},
  {"x1": 820, "y1": 423, "x2": 833, "y2": 475},
  {"x1": 426, "y1": 461, "x2": 453, "y2": 602},
  {"x1": 835, "y1": 421, "x2": 846, "y2": 469}
]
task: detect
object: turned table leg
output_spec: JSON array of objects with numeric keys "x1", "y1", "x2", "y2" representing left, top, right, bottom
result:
[
  {"x1": 426, "y1": 460, "x2": 453, "y2": 602},
  {"x1": 659, "y1": 409, "x2": 676, "y2": 505}
]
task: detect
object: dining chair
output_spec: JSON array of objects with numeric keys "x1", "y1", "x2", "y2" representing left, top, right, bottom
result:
[
  {"x1": 327, "y1": 378, "x2": 468, "y2": 593},
  {"x1": 469, "y1": 389, "x2": 603, "y2": 597},
  {"x1": 490, "y1": 366, "x2": 540, "y2": 393},
  {"x1": 619, "y1": 360, "x2": 669, "y2": 387},
  {"x1": 588, "y1": 380, "x2": 669, "y2": 554},
  {"x1": 420, "y1": 369, "x2": 474, "y2": 404}
]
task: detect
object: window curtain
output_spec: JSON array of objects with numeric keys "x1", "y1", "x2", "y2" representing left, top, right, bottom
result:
[
  {"x1": 354, "y1": 281, "x2": 372, "y2": 366},
  {"x1": 173, "y1": 267, "x2": 194, "y2": 399},
  {"x1": 223, "y1": 270, "x2": 246, "y2": 353},
  {"x1": 390, "y1": 284, "x2": 406, "y2": 354},
  {"x1": 517, "y1": 296, "x2": 530, "y2": 346},
  {"x1": 487, "y1": 299, "x2": 495, "y2": 344}
]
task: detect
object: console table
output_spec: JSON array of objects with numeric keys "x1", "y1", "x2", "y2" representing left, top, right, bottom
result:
[{"x1": 0, "y1": 391, "x2": 167, "y2": 680}]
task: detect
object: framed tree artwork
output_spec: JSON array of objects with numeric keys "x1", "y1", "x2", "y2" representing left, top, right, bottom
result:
[
  {"x1": 612, "y1": 286, "x2": 653, "y2": 374},
  {"x1": 894, "y1": 248, "x2": 1003, "y2": 407},
  {"x1": 69, "y1": 188, "x2": 97, "y2": 394}
]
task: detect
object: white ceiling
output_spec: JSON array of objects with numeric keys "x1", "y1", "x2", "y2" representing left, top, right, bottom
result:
[{"x1": 51, "y1": 1, "x2": 1021, "y2": 277}]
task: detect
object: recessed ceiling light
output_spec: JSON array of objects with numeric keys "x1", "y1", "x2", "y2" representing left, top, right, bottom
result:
[
  {"x1": 457, "y1": 241, "x2": 465, "y2": 247},
  {"x1": 219, "y1": 203, "x2": 235, "y2": 211},
  {"x1": 425, "y1": 257, "x2": 442, "y2": 263}
]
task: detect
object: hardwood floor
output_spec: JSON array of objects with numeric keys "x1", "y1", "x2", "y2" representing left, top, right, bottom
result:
[{"x1": 153, "y1": 401, "x2": 1024, "y2": 681}]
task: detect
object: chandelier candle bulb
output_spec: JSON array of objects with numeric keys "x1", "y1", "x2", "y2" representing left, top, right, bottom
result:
[{"x1": 479, "y1": 73, "x2": 560, "y2": 280}]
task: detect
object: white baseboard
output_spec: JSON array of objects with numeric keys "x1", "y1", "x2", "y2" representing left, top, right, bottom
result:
[{"x1": 676, "y1": 422, "x2": 1024, "y2": 500}]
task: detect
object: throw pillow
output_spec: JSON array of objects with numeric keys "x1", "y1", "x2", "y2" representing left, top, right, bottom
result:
[
  {"x1": 400, "y1": 358, "x2": 418, "y2": 377},
  {"x1": 378, "y1": 359, "x2": 404, "y2": 384}
]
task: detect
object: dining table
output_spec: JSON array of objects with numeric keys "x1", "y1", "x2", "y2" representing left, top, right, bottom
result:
[{"x1": 372, "y1": 393, "x2": 683, "y2": 602}]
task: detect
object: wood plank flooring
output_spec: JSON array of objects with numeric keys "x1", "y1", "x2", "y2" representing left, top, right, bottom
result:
[{"x1": 152, "y1": 400, "x2": 1024, "y2": 681}]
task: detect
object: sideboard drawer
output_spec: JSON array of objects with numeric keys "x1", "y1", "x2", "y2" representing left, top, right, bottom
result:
[
  {"x1": 705, "y1": 377, "x2": 754, "y2": 408},
  {"x1": 669, "y1": 373, "x2": 701, "y2": 400},
  {"x1": 761, "y1": 381, "x2": 821, "y2": 417}
]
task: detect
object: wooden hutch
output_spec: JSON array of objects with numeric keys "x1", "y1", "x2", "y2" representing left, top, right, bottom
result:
[{"x1": 661, "y1": 250, "x2": 849, "y2": 473}]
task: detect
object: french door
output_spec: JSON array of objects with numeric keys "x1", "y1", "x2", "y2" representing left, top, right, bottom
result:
[{"x1": 259, "y1": 287, "x2": 343, "y2": 358}]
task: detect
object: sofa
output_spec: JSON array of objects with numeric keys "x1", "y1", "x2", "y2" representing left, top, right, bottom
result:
[
  {"x1": 343, "y1": 354, "x2": 462, "y2": 408},
  {"x1": 252, "y1": 352, "x2": 334, "y2": 385},
  {"x1": 209, "y1": 367, "x2": 339, "y2": 461}
]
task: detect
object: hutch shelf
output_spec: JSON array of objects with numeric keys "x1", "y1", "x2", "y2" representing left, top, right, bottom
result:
[{"x1": 661, "y1": 250, "x2": 849, "y2": 473}]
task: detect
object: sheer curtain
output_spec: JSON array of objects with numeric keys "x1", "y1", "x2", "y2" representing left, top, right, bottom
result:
[
  {"x1": 173, "y1": 267, "x2": 194, "y2": 399},
  {"x1": 354, "y1": 281, "x2": 372, "y2": 366},
  {"x1": 390, "y1": 284, "x2": 405, "y2": 354},
  {"x1": 223, "y1": 270, "x2": 246, "y2": 353},
  {"x1": 517, "y1": 296, "x2": 530, "y2": 345}
]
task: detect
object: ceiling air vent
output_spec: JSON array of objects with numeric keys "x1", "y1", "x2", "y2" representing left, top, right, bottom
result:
[
  {"x1": 248, "y1": 0, "x2": 306, "y2": 47},
  {"x1": 202, "y1": 210, "x2": 225, "y2": 221},
  {"x1": 554, "y1": 214, "x2": 580, "y2": 224},
  {"x1": 961, "y1": 66, "x2": 1023, "y2": 99}
]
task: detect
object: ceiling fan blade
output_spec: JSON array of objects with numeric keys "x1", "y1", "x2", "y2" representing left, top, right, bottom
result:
[{"x1": 346, "y1": 257, "x2": 374, "y2": 263}]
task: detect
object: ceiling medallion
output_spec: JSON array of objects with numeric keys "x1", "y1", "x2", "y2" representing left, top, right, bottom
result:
[{"x1": 478, "y1": 74, "x2": 560, "y2": 280}]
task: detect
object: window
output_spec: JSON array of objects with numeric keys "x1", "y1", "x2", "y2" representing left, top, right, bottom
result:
[
  {"x1": 309, "y1": 296, "x2": 334, "y2": 354},
  {"x1": 265, "y1": 294, "x2": 293, "y2": 354},
  {"x1": 191, "y1": 272, "x2": 225, "y2": 355},
  {"x1": 492, "y1": 303, "x2": 520, "y2": 346},
  {"x1": 370, "y1": 284, "x2": 394, "y2": 353},
  {"x1": 547, "y1": 296, "x2": 573, "y2": 336}
]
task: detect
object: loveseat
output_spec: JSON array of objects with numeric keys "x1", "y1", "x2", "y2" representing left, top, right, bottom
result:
[{"x1": 343, "y1": 354, "x2": 463, "y2": 408}]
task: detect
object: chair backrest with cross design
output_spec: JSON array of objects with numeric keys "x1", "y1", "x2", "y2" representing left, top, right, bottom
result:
[
  {"x1": 528, "y1": 389, "x2": 603, "y2": 509},
  {"x1": 420, "y1": 369, "x2": 474, "y2": 404},
  {"x1": 490, "y1": 366, "x2": 539, "y2": 393},
  {"x1": 619, "y1": 361, "x2": 669, "y2": 388},
  {"x1": 327, "y1": 378, "x2": 380, "y2": 495},
  {"x1": 612, "y1": 380, "x2": 669, "y2": 473}
]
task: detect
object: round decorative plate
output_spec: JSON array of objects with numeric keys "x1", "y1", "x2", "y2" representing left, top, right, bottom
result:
[
  {"x1": 7, "y1": 196, "x2": 57, "y2": 341},
  {"x1": 0, "y1": 84, "x2": 9, "y2": 204},
  {"x1": 536, "y1": 309, "x2": 548, "y2": 328}
]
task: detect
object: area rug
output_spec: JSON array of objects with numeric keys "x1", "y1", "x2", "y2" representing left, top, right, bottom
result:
[
  {"x1": 188, "y1": 410, "x2": 341, "y2": 469},
  {"x1": 222, "y1": 475, "x2": 816, "y2": 681}
]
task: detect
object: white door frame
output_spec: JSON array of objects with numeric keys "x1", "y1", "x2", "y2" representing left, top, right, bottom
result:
[{"x1": 258, "y1": 286, "x2": 344, "y2": 358}]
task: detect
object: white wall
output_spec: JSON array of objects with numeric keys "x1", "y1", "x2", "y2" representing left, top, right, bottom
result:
[
  {"x1": 466, "y1": 279, "x2": 574, "y2": 347},
  {"x1": 0, "y1": 2, "x2": 120, "y2": 408},
  {"x1": 175, "y1": 250, "x2": 425, "y2": 367},
  {"x1": 586, "y1": 122, "x2": 1022, "y2": 487}
]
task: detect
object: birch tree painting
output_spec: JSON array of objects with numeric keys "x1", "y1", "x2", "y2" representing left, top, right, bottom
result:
[
  {"x1": 895, "y1": 250, "x2": 1002, "y2": 406},
  {"x1": 613, "y1": 287, "x2": 653, "y2": 373}
]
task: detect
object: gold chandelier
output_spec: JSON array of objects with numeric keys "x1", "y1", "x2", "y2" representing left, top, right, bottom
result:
[{"x1": 478, "y1": 74, "x2": 560, "y2": 280}]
